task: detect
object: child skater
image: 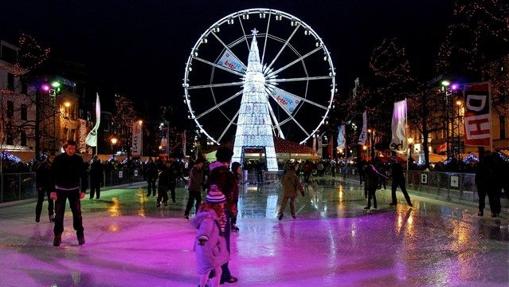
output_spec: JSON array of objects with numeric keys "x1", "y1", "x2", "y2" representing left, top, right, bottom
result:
[{"x1": 192, "y1": 187, "x2": 229, "y2": 287}]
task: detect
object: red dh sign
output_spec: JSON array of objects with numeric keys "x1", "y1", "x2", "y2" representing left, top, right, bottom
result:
[{"x1": 463, "y1": 83, "x2": 491, "y2": 147}]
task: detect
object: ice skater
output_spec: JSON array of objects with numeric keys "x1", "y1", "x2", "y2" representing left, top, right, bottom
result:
[
  {"x1": 389, "y1": 156, "x2": 413, "y2": 207},
  {"x1": 364, "y1": 162, "x2": 388, "y2": 210},
  {"x1": 34, "y1": 155, "x2": 54, "y2": 223},
  {"x1": 278, "y1": 164, "x2": 304, "y2": 220},
  {"x1": 192, "y1": 190, "x2": 229, "y2": 287},
  {"x1": 156, "y1": 162, "x2": 171, "y2": 207},
  {"x1": 50, "y1": 140, "x2": 88, "y2": 246},
  {"x1": 207, "y1": 146, "x2": 238, "y2": 284},
  {"x1": 144, "y1": 158, "x2": 158, "y2": 197},
  {"x1": 476, "y1": 151, "x2": 503, "y2": 217},
  {"x1": 230, "y1": 162, "x2": 241, "y2": 232},
  {"x1": 89, "y1": 156, "x2": 103, "y2": 199},
  {"x1": 185, "y1": 158, "x2": 205, "y2": 218}
]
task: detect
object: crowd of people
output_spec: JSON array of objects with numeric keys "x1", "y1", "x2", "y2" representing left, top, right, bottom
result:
[{"x1": 4, "y1": 140, "x2": 506, "y2": 286}]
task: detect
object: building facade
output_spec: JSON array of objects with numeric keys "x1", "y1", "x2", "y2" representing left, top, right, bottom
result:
[{"x1": 0, "y1": 40, "x2": 36, "y2": 161}]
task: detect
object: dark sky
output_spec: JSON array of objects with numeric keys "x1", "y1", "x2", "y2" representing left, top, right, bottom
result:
[{"x1": 1, "y1": 0, "x2": 452, "y2": 121}]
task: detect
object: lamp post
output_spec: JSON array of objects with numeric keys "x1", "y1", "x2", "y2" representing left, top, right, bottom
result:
[
  {"x1": 50, "y1": 81, "x2": 60, "y2": 154},
  {"x1": 441, "y1": 80, "x2": 451, "y2": 160},
  {"x1": 455, "y1": 99, "x2": 463, "y2": 158},
  {"x1": 406, "y1": 137, "x2": 414, "y2": 186},
  {"x1": 110, "y1": 137, "x2": 118, "y2": 154}
]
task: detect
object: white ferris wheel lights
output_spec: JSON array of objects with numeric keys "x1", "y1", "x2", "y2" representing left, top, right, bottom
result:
[{"x1": 183, "y1": 8, "x2": 336, "y2": 145}]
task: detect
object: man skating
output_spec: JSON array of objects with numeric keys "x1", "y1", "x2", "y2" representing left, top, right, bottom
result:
[
  {"x1": 50, "y1": 140, "x2": 88, "y2": 246},
  {"x1": 389, "y1": 156, "x2": 413, "y2": 207}
]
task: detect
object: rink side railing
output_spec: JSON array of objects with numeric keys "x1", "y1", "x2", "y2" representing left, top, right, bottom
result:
[
  {"x1": 0, "y1": 168, "x2": 145, "y2": 203},
  {"x1": 338, "y1": 167, "x2": 507, "y2": 208}
]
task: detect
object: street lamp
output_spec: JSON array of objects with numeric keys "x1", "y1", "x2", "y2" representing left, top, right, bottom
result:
[
  {"x1": 441, "y1": 80, "x2": 453, "y2": 159},
  {"x1": 406, "y1": 137, "x2": 414, "y2": 186},
  {"x1": 64, "y1": 101, "x2": 71, "y2": 108},
  {"x1": 110, "y1": 137, "x2": 118, "y2": 154}
]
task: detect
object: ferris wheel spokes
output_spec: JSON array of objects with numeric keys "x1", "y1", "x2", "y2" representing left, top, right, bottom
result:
[
  {"x1": 193, "y1": 56, "x2": 245, "y2": 77},
  {"x1": 266, "y1": 84, "x2": 328, "y2": 110},
  {"x1": 261, "y1": 13, "x2": 271, "y2": 64},
  {"x1": 195, "y1": 90, "x2": 243, "y2": 120},
  {"x1": 187, "y1": 81, "x2": 244, "y2": 90},
  {"x1": 265, "y1": 24, "x2": 301, "y2": 71},
  {"x1": 265, "y1": 98, "x2": 286, "y2": 139},
  {"x1": 218, "y1": 109, "x2": 240, "y2": 143},
  {"x1": 271, "y1": 75, "x2": 333, "y2": 84},
  {"x1": 210, "y1": 32, "x2": 247, "y2": 68},
  {"x1": 268, "y1": 94, "x2": 311, "y2": 138},
  {"x1": 267, "y1": 46, "x2": 323, "y2": 77},
  {"x1": 237, "y1": 17, "x2": 251, "y2": 52}
]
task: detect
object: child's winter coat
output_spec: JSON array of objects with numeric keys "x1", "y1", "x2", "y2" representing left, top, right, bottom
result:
[{"x1": 192, "y1": 209, "x2": 229, "y2": 275}]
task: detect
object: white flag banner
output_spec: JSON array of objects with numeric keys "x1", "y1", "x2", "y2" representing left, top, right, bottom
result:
[
  {"x1": 337, "y1": 125, "x2": 346, "y2": 149},
  {"x1": 390, "y1": 99, "x2": 408, "y2": 152},
  {"x1": 217, "y1": 50, "x2": 246, "y2": 73},
  {"x1": 132, "y1": 121, "x2": 143, "y2": 156},
  {"x1": 358, "y1": 111, "x2": 367, "y2": 145},
  {"x1": 85, "y1": 94, "x2": 101, "y2": 147},
  {"x1": 268, "y1": 87, "x2": 302, "y2": 114}
]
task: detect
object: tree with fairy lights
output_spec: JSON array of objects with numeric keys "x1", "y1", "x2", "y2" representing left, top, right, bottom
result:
[
  {"x1": 354, "y1": 38, "x2": 417, "y2": 150},
  {"x1": 435, "y1": 0, "x2": 509, "y2": 79},
  {"x1": 0, "y1": 33, "x2": 51, "y2": 159},
  {"x1": 111, "y1": 94, "x2": 137, "y2": 157}
]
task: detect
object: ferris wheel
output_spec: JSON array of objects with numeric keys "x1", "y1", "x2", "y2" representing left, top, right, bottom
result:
[{"x1": 183, "y1": 8, "x2": 336, "y2": 145}]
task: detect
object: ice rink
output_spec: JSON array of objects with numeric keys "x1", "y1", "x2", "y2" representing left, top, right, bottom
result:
[{"x1": 0, "y1": 179, "x2": 507, "y2": 287}]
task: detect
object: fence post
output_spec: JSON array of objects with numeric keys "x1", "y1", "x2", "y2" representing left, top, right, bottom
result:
[
  {"x1": 18, "y1": 174, "x2": 22, "y2": 200},
  {"x1": 0, "y1": 172, "x2": 3, "y2": 203}
]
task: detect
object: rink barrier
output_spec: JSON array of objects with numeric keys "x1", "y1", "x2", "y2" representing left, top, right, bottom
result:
[
  {"x1": 0, "y1": 172, "x2": 36, "y2": 203},
  {"x1": 338, "y1": 168, "x2": 507, "y2": 208},
  {"x1": 0, "y1": 168, "x2": 145, "y2": 203}
]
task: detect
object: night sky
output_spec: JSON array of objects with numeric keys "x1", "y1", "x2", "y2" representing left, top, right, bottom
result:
[{"x1": 1, "y1": 0, "x2": 452, "y2": 123}]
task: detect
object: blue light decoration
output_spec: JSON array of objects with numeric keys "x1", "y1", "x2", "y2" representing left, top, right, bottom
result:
[{"x1": 232, "y1": 29, "x2": 278, "y2": 171}]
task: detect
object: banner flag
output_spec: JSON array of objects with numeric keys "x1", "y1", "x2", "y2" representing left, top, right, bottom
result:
[
  {"x1": 217, "y1": 50, "x2": 246, "y2": 73},
  {"x1": 132, "y1": 121, "x2": 143, "y2": 156},
  {"x1": 464, "y1": 83, "x2": 491, "y2": 147},
  {"x1": 337, "y1": 125, "x2": 346, "y2": 149},
  {"x1": 358, "y1": 111, "x2": 367, "y2": 145},
  {"x1": 268, "y1": 87, "x2": 302, "y2": 114},
  {"x1": 390, "y1": 99, "x2": 408, "y2": 152},
  {"x1": 85, "y1": 94, "x2": 101, "y2": 147}
]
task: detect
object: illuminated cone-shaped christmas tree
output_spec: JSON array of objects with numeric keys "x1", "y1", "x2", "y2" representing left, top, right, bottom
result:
[{"x1": 232, "y1": 29, "x2": 278, "y2": 171}]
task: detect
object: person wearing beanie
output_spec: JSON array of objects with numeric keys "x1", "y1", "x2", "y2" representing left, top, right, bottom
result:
[
  {"x1": 192, "y1": 189, "x2": 229, "y2": 287},
  {"x1": 207, "y1": 146, "x2": 238, "y2": 284}
]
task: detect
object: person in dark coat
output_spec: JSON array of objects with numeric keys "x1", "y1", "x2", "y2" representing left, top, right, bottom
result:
[
  {"x1": 144, "y1": 158, "x2": 158, "y2": 197},
  {"x1": 230, "y1": 162, "x2": 242, "y2": 231},
  {"x1": 169, "y1": 159, "x2": 186, "y2": 203},
  {"x1": 50, "y1": 140, "x2": 88, "y2": 246},
  {"x1": 364, "y1": 162, "x2": 388, "y2": 210},
  {"x1": 89, "y1": 156, "x2": 103, "y2": 199},
  {"x1": 389, "y1": 156, "x2": 413, "y2": 207},
  {"x1": 156, "y1": 162, "x2": 171, "y2": 207},
  {"x1": 185, "y1": 158, "x2": 205, "y2": 218},
  {"x1": 476, "y1": 152, "x2": 502, "y2": 217},
  {"x1": 207, "y1": 147, "x2": 238, "y2": 284},
  {"x1": 34, "y1": 155, "x2": 54, "y2": 223}
]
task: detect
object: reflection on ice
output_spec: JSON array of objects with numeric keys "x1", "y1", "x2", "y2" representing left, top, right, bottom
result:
[{"x1": 0, "y1": 180, "x2": 507, "y2": 287}]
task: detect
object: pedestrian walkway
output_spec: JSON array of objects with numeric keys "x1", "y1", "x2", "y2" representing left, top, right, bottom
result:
[{"x1": 0, "y1": 180, "x2": 507, "y2": 287}]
